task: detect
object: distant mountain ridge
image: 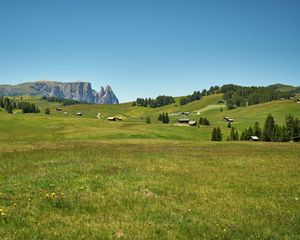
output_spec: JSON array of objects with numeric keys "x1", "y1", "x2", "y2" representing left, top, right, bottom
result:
[{"x1": 0, "y1": 81, "x2": 119, "y2": 104}]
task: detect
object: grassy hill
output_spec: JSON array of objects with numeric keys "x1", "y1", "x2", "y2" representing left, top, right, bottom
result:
[{"x1": 0, "y1": 94, "x2": 299, "y2": 239}]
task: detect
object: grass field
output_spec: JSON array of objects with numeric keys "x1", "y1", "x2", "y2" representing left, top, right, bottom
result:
[{"x1": 0, "y1": 95, "x2": 299, "y2": 239}]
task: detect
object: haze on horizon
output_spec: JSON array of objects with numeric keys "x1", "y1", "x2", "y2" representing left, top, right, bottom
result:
[{"x1": 0, "y1": 0, "x2": 299, "y2": 103}]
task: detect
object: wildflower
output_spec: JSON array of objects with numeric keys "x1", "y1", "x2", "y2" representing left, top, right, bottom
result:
[
  {"x1": 51, "y1": 192, "x2": 56, "y2": 197},
  {"x1": 295, "y1": 197, "x2": 299, "y2": 201},
  {"x1": 1, "y1": 212, "x2": 5, "y2": 217}
]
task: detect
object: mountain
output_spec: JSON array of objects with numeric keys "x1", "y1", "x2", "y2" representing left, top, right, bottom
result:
[{"x1": 0, "y1": 81, "x2": 119, "y2": 104}]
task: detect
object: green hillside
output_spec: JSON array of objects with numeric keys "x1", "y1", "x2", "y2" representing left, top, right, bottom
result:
[
  {"x1": 0, "y1": 94, "x2": 299, "y2": 239},
  {"x1": 0, "y1": 94, "x2": 299, "y2": 142}
]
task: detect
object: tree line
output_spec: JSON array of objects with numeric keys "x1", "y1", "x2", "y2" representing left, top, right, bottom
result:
[
  {"x1": 158, "y1": 113, "x2": 169, "y2": 123},
  {"x1": 133, "y1": 96, "x2": 175, "y2": 108},
  {"x1": 211, "y1": 114, "x2": 300, "y2": 142},
  {"x1": 180, "y1": 86, "x2": 220, "y2": 105},
  {"x1": 41, "y1": 96, "x2": 86, "y2": 106},
  {"x1": 221, "y1": 84, "x2": 294, "y2": 110},
  {"x1": 0, "y1": 97, "x2": 40, "y2": 113}
]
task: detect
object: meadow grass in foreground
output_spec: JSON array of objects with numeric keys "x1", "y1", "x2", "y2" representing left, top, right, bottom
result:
[{"x1": 0, "y1": 140, "x2": 299, "y2": 239}]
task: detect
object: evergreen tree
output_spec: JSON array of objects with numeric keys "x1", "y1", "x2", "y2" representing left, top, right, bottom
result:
[
  {"x1": 158, "y1": 114, "x2": 162, "y2": 121},
  {"x1": 227, "y1": 122, "x2": 231, "y2": 128},
  {"x1": 164, "y1": 113, "x2": 169, "y2": 124},
  {"x1": 240, "y1": 130, "x2": 248, "y2": 140},
  {"x1": 247, "y1": 126, "x2": 254, "y2": 137},
  {"x1": 145, "y1": 116, "x2": 151, "y2": 124},
  {"x1": 253, "y1": 121, "x2": 262, "y2": 138},
  {"x1": 229, "y1": 127, "x2": 239, "y2": 141},
  {"x1": 263, "y1": 114, "x2": 275, "y2": 141},
  {"x1": 161, "y1": 113, "x2": 165, "y2": 123},
  {"x1": 211, "y1": 127, "x2": 222, "y2": 141},
  {"x1": 45, "y1": 108, "x2": 50, "y2": 115}
]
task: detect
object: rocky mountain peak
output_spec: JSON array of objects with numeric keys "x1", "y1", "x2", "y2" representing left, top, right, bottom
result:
[{"x1": 0, "y1": 81, "x2": 119, "y2": 104}]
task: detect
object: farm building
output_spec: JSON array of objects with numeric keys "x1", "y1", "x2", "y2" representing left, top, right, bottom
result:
[
  {"x1": 188, "y1": 121, "x2": 197, "y2": 126},
  {"x1": 76, "y1": 112, "x2": 83, "y2": 116},
  {"x1": 107, "y1": 117, "x2": 117, "y2": 121},
  {"x1": 248, "y1": 136, "x2": 260, "y2": 141},
  {"x1": 178, "y1": 119, "x2": 190, "y2": 124},
  {"x1": 181, "y1": 112, "x2": 190, "y2": 116},
  {"x1": 117, "y1": 117, "x2": 123, "y2": 121},
  {"x1": 224, "y1": 117, "x2": 234, "y2": 122},
  {"x1": 292, "y1": 136, "x2": 300, "y2": 142},
  {"x1": 56, "y1": 107, "x2": 62, "y2": 111}
]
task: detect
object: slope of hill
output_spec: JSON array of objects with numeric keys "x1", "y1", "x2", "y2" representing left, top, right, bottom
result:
[
  {"x1": 268, "y1": 83, "x2": 300, "y2": 94},
  {"x1": 0, "y1": 94, "x2": 299, "y2": 142}
]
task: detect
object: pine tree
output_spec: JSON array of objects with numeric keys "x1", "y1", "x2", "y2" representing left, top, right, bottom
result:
[
  {"x1": 145, "y1": 116, "x2": 151, "y2": 124},
  {"x1": 240, "y1": 130, "x2": 248, "y2": 140},
  {"x1": 253, "y1": 121, "x2": 262, "y2": 138},
  {"x1": 212, "y1": 127, "x2": 222, "y2": 141},
  {"x1": 164, "y1": 113, "x2": 169, "y2": 124},
  {"x1": 158, "y1": 114, "x2": 162, "y2": 121},
  {"x1": 227, "y1": 122, "x2": 231, "y2": 128},
  {"x1": 45, "y1": 108, "x2": 50, "y2": 115},
  {"x1": 162, "y1": 113, "x2": 165, "y2": 123},
  {"x1": 263, "y1": 114, "x2": 275, "y2": 141}
]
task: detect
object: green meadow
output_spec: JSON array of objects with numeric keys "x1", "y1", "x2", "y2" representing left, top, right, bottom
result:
[{"x1": 0, "y1": 95, "x2": 300, "y2": 239}]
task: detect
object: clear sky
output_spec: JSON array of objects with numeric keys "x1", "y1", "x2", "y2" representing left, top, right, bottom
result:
[{"x1": 0, "y1": 0, "x2": 299, "y2": 102}]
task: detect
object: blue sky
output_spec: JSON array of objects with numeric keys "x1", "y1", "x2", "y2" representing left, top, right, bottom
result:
[{"x1": 0, "y1": 0, "x2": 299, "y2": 102}]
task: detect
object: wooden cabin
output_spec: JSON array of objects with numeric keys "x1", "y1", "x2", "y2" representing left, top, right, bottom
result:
[
  {"x1": 181, "y1": 112, "x2": 190, "y2": 116},
  {"x1": 56, "y1": 107, "x2": 62, "y2": 111},
  {"x1": 188, "y1": 121, "x2": 197, "y2": 126},
  {"x1": 107, "y1": 117, "x2": 117, "y2": 121},
  {"x1": 76, "y1": 112, "x2": 82, "y2": 116},
  {"x1": 292, "y1": 136, "x2": 300, "y2": 142},
  {"x1": 248, "y1": 136, "x2": 260, "y2": 141},
  {"x1": 178, "y1": 119, "x2": 190, "y2": 124},
  {"x1": 224, "y1": 117, "x2": 234, "y2": 122}
]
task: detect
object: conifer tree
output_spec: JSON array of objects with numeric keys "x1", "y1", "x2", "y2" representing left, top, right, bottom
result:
[
  {"x1": 263, "y1": 114, "x2": 275, "y2": 141},
  {"x1": 253, "y1": 121, "x2": 262, "y2": 138}
]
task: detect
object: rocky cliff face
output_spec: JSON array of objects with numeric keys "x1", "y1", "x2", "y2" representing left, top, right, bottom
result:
[{"x1": 0, "y1": 81, "x2": 119, "y2": 104}]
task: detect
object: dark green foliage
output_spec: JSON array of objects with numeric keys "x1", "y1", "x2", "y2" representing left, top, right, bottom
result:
[
  {"x1": 145, "y1": 116, "x2": 151, "y2": 124},
  {"x1": 221, "y1": 84, "x2": 294, "y2": 109},
  {"x1": 240, "y1": 126, "x2": 257, "y2": 141},
  {"x1": 253, "y1": 122, "x2": 262, "y2": 139},
  {"x1": 45, "y1": 108, "x2": 50, "y2": 115},
  {"x1": 0, "y1": 97, "x2": 39, "y2": 113},
  {"x1": 158, "y1": 113, "x2": 169, "y2": 124},
  {"x1": 42, "y1": 96, "x2": 86, "y2": 106},
  {"x1": 263, "y1": 114, "x2": 275, "y2": 141},
  {"x1": 198, "y1": 117, "x2": 210, "y2": 125},
  {"x1": 227, "y1": 122, "x2": 231, "y2": 128},
  {"x1": 211, "y1": 127, "x2": 222, "y2": 141},
  {"x1": 180, "y1": 87, "x2": 220, "y2": 105},
  {"x1": 229, "y1": 127, "x2": 239, "y2": 141},
  {"x1": 226, "y1": 99, "x2": 236, "y2": 110},
  {"x1": 220, "y1": 107, "x2": 223, "y2": 112},
  {"x1": 241, "y1": 114, "x2": 300, "y2": 142},
  {"x1": 136, "y1": 96, "x2": 175, "y2": 108}
]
